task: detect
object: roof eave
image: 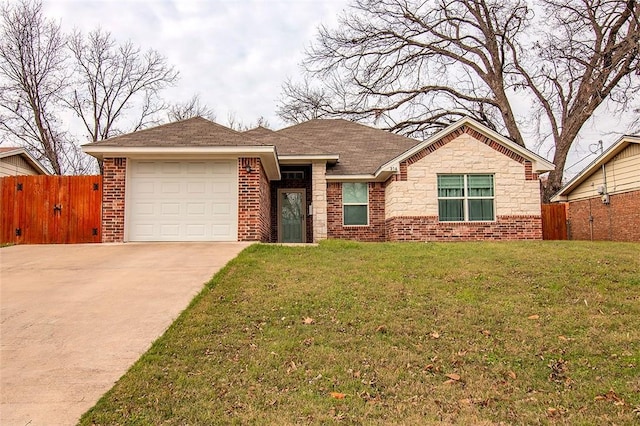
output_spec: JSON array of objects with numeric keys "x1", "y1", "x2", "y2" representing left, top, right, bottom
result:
[
  {"x1": 552, "y1": 135, "x2": 640, "y2": 198},
  {"x1": 277, "y1": 154, "x2": 340, "y2": 165},
  {"x1": 0, "y1": 148, "x2": 51, "y2": 175},
  {"x1": 326, "y1": 169, "x2": 395, "y2": 182},
  {"x1": 82, "y1": 145, "x2": 281, "y2": 180}
]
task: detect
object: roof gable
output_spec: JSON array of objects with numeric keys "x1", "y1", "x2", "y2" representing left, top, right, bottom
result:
[
  {"x1": 379, "y1": 117, "x2": 554, "y2": 177},
  {"x1": 0, "y1": 147, "x2": 51, "y2": 175},
  {"x1": 551, "y1": 135, "x2": 640, "y2": 201}
]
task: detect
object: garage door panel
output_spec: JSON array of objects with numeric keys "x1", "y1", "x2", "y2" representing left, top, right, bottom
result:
[
  {"x1": 161, "y1": 162, "x2": 181, "y2": 173},
  {"x1": 186, "y1": 224, "x2": 206, "y2": 236},
  {"x1": 161, "y1": 203, "x2": 180, "y2": 215},
  {"x1": 186, "y1": 202, "x2": 206, "y2": 215},
  {"x1": 161, "y1": 182, "x2": 181, "y2": 194},
  {"x1": 135, "y1": 161, "x2": 157, "y2": 174},
  {"x1": 209, "y1": 161, "x2": 234, "y2": 175},
  {"x1": 128, "y1": 160, "x2": 238, "y2": 241},
  {"x1": 212, "y1": 224, "x2": 232, "y2": 237},
  {"x1": 212, "y1": 202, "x2": 231, "y2": 215},
  {"x1": 133, "y1": 224, "x2": 154, "y2": 238},
  {"x1": 186, "y1": 162, "x2": 207, "y2": 174},
  {"x1": 187, "y1": 182, "x2": 206, "y2": 194}
]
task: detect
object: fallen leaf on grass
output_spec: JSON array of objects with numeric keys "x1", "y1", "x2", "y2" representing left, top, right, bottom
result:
[
  {"x1": 302, "y1": 317, "x2": 315, "y2": 325},
  {"x1": 376, "y1": 325, "x2": 388, "y2": 333},
  {"x1": 480, "y1": 329, "x2": 491, "y2": 336},
  {"x1": 528, "y1": 314, "x2": 540, "y2": 320},
  {"x1": 508, "y1": 371, "x2": 517, "y2": 380},
  {"x1": 330, "y1": 392, "x2": 346, "y2": 399},
  {"x1": 446, "y1": 373, "x2": 461, "y2": 381},
  {"x1": 595, "y1": 389, "x2": 625, "y2": 406},
  {"x1": 430, "y1": 331, "x2": 440, "y2": 339}
]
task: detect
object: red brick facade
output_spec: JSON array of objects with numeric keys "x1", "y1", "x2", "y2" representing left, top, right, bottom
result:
[
  {"x1": 327, "y1": 182, "x2": 386, "y2": 241},
  {"x1": 102, "y1": 158, "x2": 126, "y2": 242},
  {"x1": 237, "y1": 158, "x2": 271, "y2": 242},
  {"x1": 567, "y1": 190, "x2": 640, "y2": 241},
  {"x1": 385, "y1": 216, "x2": 542, "y2": 241}
]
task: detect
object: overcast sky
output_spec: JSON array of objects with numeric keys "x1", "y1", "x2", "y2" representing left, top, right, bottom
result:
[
  {"x1": 39, "y1": 0, "x2": 634, "y2": 176},
  {"x1": 43, "y1": 0, "x2": 350, "y2": 128}
]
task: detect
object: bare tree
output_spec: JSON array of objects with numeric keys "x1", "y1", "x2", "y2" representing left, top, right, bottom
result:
[
  {"x1": 227, "y1": 112, "x2": 271, "y2": 131},
  {"x1": 167, "y1": 94, "x2": 216, "y2": 122},
  {"x1": 0, "y1": 0, "x2": 67, "y2": 174},
  {"x1": 279, "y1": 0, "x2": 640, "y2": 200},
  {"x1": 66, "y1": 29, "x2": 179, "y2": 147}
]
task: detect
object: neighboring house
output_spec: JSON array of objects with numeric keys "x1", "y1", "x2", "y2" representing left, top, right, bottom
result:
[
  {"x1": 82, "y1": 116, "x2": 554, "y2": 243},
  {"x1": 551, "y1": 135, "x2": 640, "y2": 242},
  {"x1": 0, "y1": 147, "x2": 50, "y2": 176}
]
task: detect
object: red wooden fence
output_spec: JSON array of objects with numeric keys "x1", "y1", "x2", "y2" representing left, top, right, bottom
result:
[
  {"x1": 0, "y1": 175, "x2": 102, "y2": 244},
  {"x1": 541, "y1": 203, "x2": 568, "y2": 240}
]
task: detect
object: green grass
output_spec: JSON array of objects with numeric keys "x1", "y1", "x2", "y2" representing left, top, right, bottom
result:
[{"x1": 80, "y1": 241, "x2": 640, "y2": 425}]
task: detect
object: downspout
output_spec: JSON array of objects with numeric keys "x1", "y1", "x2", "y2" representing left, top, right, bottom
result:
[{"x1": 588, "y1": 197, "x2": 593, "y2": 241}]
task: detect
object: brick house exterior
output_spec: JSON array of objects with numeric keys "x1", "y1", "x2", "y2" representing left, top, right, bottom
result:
[
  {"x1": 551, "y1": 135, "x2": 640, "y2": 242},
  {"x1": 84, "y1": 116, "x2": 554, "y2": 243}
]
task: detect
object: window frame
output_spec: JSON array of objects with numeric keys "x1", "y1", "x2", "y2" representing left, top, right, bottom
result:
[
  {"x1": 437, "y1": 174, "x2": 495, "y2": 222},
  {"x1": 342, "y1": 182, "x2": 369, "y2": 226}
]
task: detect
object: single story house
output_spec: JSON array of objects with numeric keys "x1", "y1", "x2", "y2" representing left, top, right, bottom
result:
[
  {"x1": 551, "y1": 135, "x2": 640, "y2": 241},
  {"x1": 0, "y1": 147, "x2": 50, "y2": 176},
  {"x1": 82, "y1": 116, "x2": 554, "y2": 243}
]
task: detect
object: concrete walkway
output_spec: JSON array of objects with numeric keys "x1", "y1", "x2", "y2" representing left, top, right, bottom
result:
[{"x1": 0, "y1": 242, "x2": 250, "y2": 426}]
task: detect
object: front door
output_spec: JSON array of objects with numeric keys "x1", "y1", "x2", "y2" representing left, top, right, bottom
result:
[{"x1": 278, "y1": 189, "x2": 306, "y2": 243}]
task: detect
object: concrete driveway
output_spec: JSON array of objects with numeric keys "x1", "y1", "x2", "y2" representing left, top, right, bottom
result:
[{"x1": 0, "y1": 242, "x2": 250, "y2": 426}]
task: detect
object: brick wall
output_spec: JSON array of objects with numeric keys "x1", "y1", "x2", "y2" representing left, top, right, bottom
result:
[
  {"x1": 238, "y1": 158, "x2": 271, "y2": 242},
  {"x1": 385, "y1": 215, "x2": 542, "y2": 241},
  {"x1": 567, "y1": 190, "x2": 640, "y2": 241},
  {"x1": 327, "y1": 182, "x2": 386, "y2": 241},
  {"x1": 102, "y1": 158, "x2": 126, "y2": 242}
]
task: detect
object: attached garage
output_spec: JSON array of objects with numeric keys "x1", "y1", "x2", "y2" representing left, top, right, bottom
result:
[{"x1": 126, "y1": 160, "x2": 238, "y2": 241}]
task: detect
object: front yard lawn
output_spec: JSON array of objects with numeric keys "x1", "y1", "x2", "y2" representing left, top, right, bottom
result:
[{"x1": 80, "y1": 240, "x2": 640, "y2": 425}]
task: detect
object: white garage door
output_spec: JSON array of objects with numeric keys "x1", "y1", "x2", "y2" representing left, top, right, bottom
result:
[{"x1": 127, "y1": 160, "x2": 238, "y2": 241}]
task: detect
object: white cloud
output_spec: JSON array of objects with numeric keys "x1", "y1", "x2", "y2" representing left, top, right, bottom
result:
[{"x1": 42, "y1": 0, "x2": 350, "y2": 128}]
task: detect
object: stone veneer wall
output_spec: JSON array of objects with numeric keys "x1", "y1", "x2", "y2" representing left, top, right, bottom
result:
[
  {"x1": 238, "y1": 158, "x2": 271, "y2": 242},
  {"x1": 567, "y1": 190, "x2": 640, "y2": 241},
  {"x1": 327, "y1": 182, "x2": 385, "y2": 241},
  {"x1": 312, "y1": 162, "x2": 328, "y2": 242},
  {"x1": 102, "y1": 157, "x2": 126, "y2": 242},
  {"x1": 384, "y1": 128, "x2": 543, "y2": 241}
]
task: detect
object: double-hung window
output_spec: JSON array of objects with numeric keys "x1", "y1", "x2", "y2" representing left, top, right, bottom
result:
[
  {"x1": 438, "y1": 174, "x2": 494, "y2": 221},
  {"x1": 343, "y1": 182, "x2": 368, "y2": 225}
]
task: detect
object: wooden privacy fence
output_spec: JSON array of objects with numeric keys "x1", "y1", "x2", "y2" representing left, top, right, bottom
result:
[
  {"x1": 1, "y1": 175, "x2": 102, "y2": 244},
  {"x1": 541, "y1": 203, "x2": 568, "y2": 240}
]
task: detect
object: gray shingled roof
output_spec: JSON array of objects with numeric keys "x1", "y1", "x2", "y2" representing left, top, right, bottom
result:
[
  {"x1": 85, "y1": 116, "x2": 422, "y2": 175},
  {"x1": 276, "y1": 119, "x2": 420, "y2": 175},
  {"x1": 85, "y1": 117, "x2": 265, "y2": 147},
  {"x1": 243, "y1": 126, "x2": 320, "y2": 155}
]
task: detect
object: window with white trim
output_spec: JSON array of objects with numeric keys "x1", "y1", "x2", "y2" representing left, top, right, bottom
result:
[
  {"x1": 343, "y1": 182, "x2": 368, "y2": 225},
  {"x1": 437, "y1": 174, "x2": 495, "y2": 221}
]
